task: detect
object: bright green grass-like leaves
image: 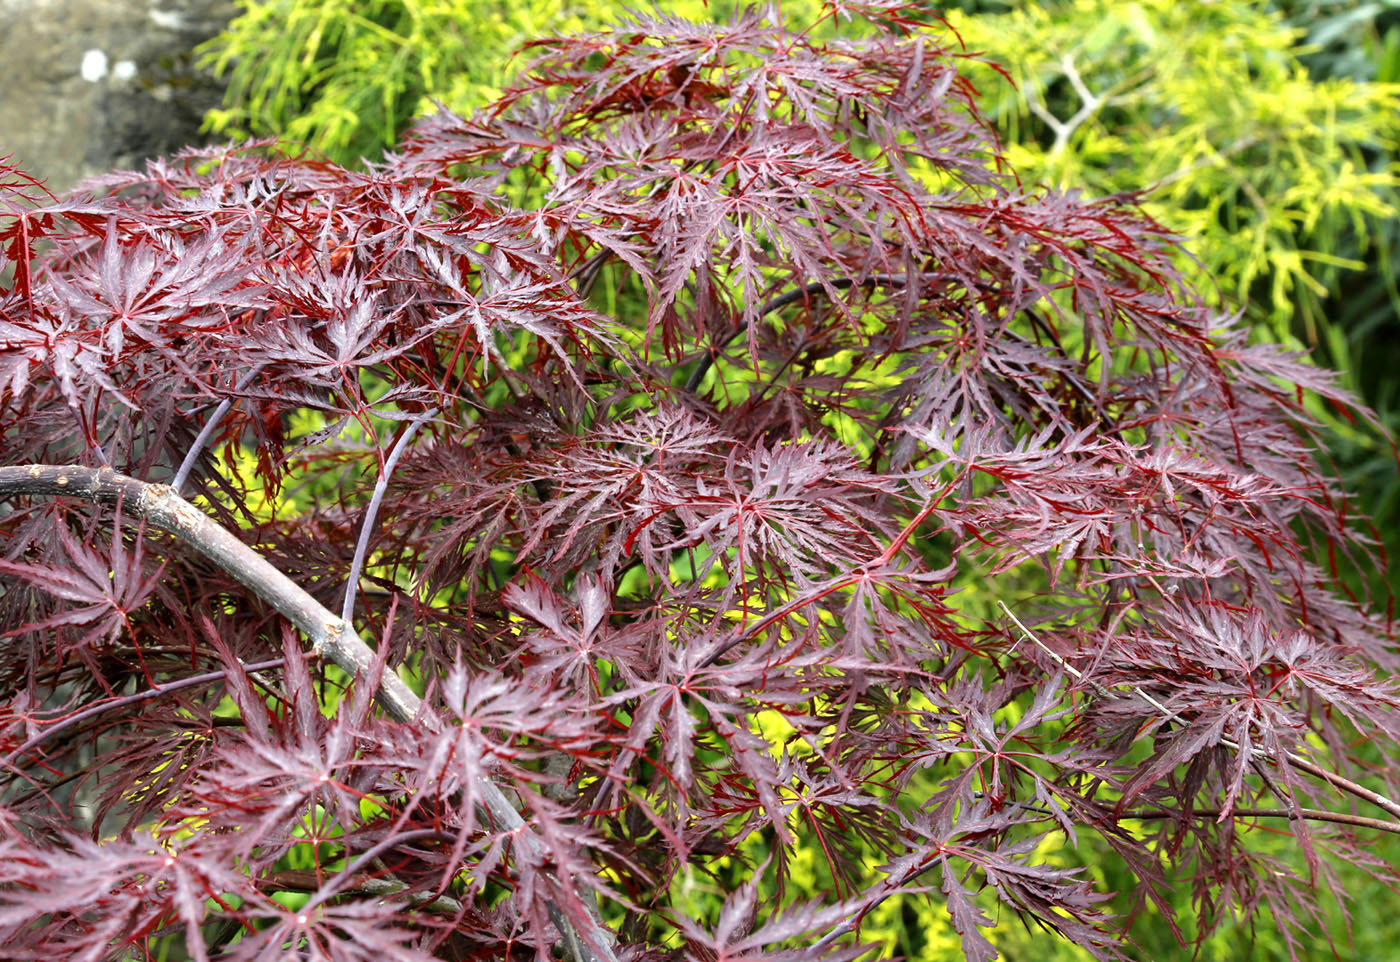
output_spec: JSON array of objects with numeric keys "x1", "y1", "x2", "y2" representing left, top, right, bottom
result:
[
  {"x1": 947, "y1": 0, "x2": 1400, "y2": 344},
  {"x1": 200, "y1": 0, "x2": 595, "y2": 165},
  {"x1": 198, "y1": 0, "x2": 827, "y2": 168}
]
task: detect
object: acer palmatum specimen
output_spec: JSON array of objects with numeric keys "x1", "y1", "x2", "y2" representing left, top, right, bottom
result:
[{"x1": 1, "y1": 4, "x2": 1396, "y2": 960}]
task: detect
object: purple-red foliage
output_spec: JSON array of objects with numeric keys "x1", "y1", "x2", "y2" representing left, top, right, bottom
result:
[{"x1": 0, "y1": 4, "x2": 1397, "y2": 960}]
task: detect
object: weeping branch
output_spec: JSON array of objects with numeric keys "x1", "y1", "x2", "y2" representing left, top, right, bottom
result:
[{"x1": 0, "y1": 463, "x2": 619, "y2": 962}]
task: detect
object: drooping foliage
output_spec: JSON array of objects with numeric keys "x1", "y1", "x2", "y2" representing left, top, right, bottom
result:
[
  {"x1": 944, "y1": 0, "x2": 1400, "y2": 596},
  {"x1": 1, "y1": 5, "x2": 1397, "y2": 961},
  {"x1": 199, "y1": 0, "x2": 1400, "y2": 606}
]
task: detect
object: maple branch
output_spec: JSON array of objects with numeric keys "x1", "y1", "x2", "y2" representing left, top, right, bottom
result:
[
  {"x1": 2, "y1": 657, "x2": 287, "y2": 769},
  {"x1": 1124, "y1": 807, "x2": 1400, "y2": 835},
  {"x1": 342, "y1": 409, "x2": 435, "y2": 622},
  {"x1": 0, "y1": 463, "x2": 620, "y2": 962},
  {"x1": 0, "y1": 465, "x2": 422, "y2": 714}
]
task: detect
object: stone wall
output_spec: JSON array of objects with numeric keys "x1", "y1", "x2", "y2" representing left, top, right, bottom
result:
[{"x1": 0, "y1": 0, "x2": 235, "y2": 196}]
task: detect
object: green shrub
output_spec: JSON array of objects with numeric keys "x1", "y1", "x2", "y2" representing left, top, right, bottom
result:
[
  {"x1": 199, "y1": 0, "x2": 586, "y2": 165},
  {"x1": 198, "y1": 0, "x2": 827, "y2": 167},
  {"x1": 947, "y1": 0, "x2": 1400, "y2": 341}
]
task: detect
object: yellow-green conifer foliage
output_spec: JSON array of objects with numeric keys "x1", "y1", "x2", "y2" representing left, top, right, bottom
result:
[
  {"x1": 199, "y1": 0, "x2": 825, "y2": 167},
  {"x1": 200, "y1": 0, "x2": 586, "y2": 164},
  {"x1": 947, "y1": 0, "x2": 1399, "y2": 349}
]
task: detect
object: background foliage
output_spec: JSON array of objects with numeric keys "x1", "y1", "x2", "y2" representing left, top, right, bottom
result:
[
  {"x1": 200, "y1": 0, "x2": 596, "y2": 164},
  {"x1": 201, "y1": 0, "x2": 820, "y2": 166}
]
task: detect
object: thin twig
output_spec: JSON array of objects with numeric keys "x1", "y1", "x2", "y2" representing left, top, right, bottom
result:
[
  {"x1": 342, "y1": 410, "x2": 435, "y2": 623},
  {"x1": 301, "y1": 828, "x2": 454, "y2": 911},
  {"x1": 2, "y1": 658, "x2": 287, "y2": 769},
  {"x1": 1125, "y1": 806, "x2": 1400, "y2": 835},
  {"x1": 1024, "y1": 54, "x2": 1144, "y2": 159},
  {"x1": 569, "y1": 249, "x2": 613, "y2": 299},
  {"x1": 1137, "y1": 136, "x2": 1259, "y2": 197},
  {"x1": 172, "y1": 365, "x2": 266, "y2": 495}
]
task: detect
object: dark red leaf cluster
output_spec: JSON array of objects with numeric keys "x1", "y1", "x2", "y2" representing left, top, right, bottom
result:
[{"x1": 0, "y1": 5, "x2": 1395, "y2": 961}]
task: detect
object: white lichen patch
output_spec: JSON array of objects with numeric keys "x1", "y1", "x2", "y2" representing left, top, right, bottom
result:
[
  {"x1": 80, "y1": 49, "x2": 108, "y2": 83},
  {"x1": 148, "y1": 7, "x2": 184, "y2": 31}
]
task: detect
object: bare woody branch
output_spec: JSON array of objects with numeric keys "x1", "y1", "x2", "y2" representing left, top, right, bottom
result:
[{"x1": 0, "y1": 462, "x2": 619, "y2": 962}]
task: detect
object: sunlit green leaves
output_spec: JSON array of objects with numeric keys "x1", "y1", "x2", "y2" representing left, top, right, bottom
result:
[{"x1": 948, "y1": 0, "x2": 1400, "y2": 341}]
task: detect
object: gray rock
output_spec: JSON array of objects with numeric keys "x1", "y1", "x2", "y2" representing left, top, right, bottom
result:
[{"x1": 0, "y1": 0, "x2": 236, "y2": 196}]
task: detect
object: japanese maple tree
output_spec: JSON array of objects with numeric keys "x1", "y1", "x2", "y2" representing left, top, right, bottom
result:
[{"x1": 1, "y1": 3, "x2": 1398, "y2": 960}]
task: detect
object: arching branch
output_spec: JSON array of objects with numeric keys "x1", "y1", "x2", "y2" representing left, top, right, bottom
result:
[{"x1": 0, "y1": 463, "x2": 619, "y2": 962}]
